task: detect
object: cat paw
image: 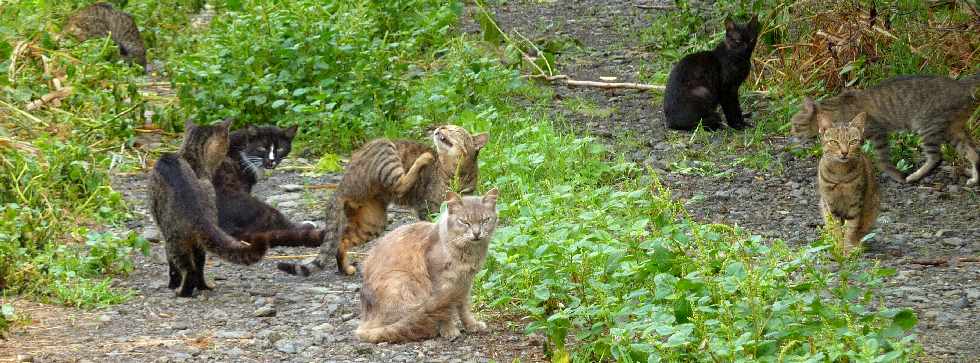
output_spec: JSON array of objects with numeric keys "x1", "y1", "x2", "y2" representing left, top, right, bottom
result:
[
  {"x1": 416, "y1": 152, "x2": 435, "y2": 166},
  {"x1": 341, "y1": 264, "x2": 357, "y2": 276},
  {"x1": 464, "y1": 320, "x2": 488, "y2": 333},
  {"x1": 439, "y1": 325, "x2": 461, "y2": 341},
  {"x1": 299, "y1": 221, "x2": 318, "y2": 229}
]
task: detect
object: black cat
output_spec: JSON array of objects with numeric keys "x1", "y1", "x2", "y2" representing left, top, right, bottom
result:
[
  {"x1": 663, "y1": 15, "x2": 760, "y2": 131},
  {"x1": 212, "y1": 125, "x2": 324, "y2": 248}
]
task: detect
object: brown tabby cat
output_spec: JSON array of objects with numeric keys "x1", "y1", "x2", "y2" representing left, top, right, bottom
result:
[
  {"x1": 356, "y1": 189, "x2": 498, "y2": 343},
  {"x1": 149, "y1": 119, "x2": 268, "y2": 297},
  {"x1": 64, "y1": 2, "x2": 147, "y2": 71},
  {"x1": 817, "y1": 113, "x2": 880, "y2": 251},
  {"x1": 277, "y1": 125, "x2": 489, "y2": 276},
  {"x1": 791, "y1": 75, "x2": 980, "y2": 185}
]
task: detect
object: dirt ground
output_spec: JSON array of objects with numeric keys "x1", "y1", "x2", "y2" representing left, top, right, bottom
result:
[{"x1": 2, "y1": 1, "x2": 978, "y2": 362}]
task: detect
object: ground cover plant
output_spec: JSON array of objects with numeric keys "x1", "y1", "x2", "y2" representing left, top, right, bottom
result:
[{"x1": 0, "y1": 0, "x2": 937, "y2": 360}]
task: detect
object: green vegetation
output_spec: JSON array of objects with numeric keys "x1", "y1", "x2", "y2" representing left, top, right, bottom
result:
[{"x1": 0, "y1": 0, "x2": 938, "y2": 360}]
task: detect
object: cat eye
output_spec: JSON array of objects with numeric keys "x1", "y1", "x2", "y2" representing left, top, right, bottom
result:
[{"x1": 457, "y1": 218, "x2": 469, "y2": 226}]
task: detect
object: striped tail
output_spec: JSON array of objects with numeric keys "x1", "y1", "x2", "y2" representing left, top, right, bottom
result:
[
  {"x1": 276, "y1": 196, "x2": 344, "y2": 276},
  {"x1": 240, "y1": 228, "x2": 325, "y2": 248},
  {"x1": 355, "y1": 290, "x2": 457, "y2": 343},
  {"x1": 199, "y1": 222, "x2": 269, "y2": 265}
]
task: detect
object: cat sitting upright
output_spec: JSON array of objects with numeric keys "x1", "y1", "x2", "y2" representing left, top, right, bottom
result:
[
  {"x1": 663, "y1": 15, "x2": 760, "y2": 131},
  {"x1": 355, "y1": 189, "x2": 499, "y2": 343}
]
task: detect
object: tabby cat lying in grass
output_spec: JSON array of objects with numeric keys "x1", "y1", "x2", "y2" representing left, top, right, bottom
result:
[{"x1": 65, "y1": 2, "x2": 147, "y2": 72}]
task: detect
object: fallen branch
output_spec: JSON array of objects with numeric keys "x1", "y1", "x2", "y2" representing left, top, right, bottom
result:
[
  {"x1": 539, "y1": 74, "x2": 666, "y2": 91},
  {"x1": 25, "y1": 87, "x2": 72, "y2": 111},
  {"x1": 909, "y1": 256, "x2": 980, "y2": 267}
]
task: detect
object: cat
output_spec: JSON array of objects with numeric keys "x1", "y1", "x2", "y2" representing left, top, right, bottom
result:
[
  {"x1": 663, "y1": 14, "x2": 760, "y2": 131},
  {"x1": 212, "y1": 124, "x2": 324, "y2": 248},
  {"x1": 817, "y1": 113, "x2": 880, "y2": 251},
  {"x1": 149, "y1": 118, "x2": 268, "y2": 297},
  {"x1": 355, "y1": 189, "x2": 498, "y2": 343},
  {"x1": 64, "y1": 2, "x2": 147, "y2": 72},
  {"x1": 791, "y1": 75, "x2": 980, "y2": 185},
  {"x1": 276, "y1": 125, "x2": 489, "y2": 276}
]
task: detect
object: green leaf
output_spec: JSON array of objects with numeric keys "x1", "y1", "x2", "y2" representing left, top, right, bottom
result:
[
  {"x1": 534, "y1": 286, "x2": 550, "y2": 301},
  {"x1": 892, "y1": 309, "x2": 917, "y2": 331}
]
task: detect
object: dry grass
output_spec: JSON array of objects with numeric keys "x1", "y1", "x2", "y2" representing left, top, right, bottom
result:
[{"x1": 756, "y1": 0, "x2": 979, "y2": 92}]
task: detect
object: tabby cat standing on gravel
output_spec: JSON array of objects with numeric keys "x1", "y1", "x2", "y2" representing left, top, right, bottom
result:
[
  {"x1": 663, "y1": 14, "x2": 760, "y2": 131},
  {"x1": 213, "y1": 124, "x2": 324, "y2": 248},
  {"x1": 149, "y1": 119, "x2": 268, "y2": 297},
  {"x1": 277, "y1": 125, "x2": 489, "y2": 276},
  {"x1": 356, "y1": 189, "x2": 498, "y2": 343},
  {"x1": 65, "y1": 2, "x2": 147, "y2": 71},
  {"x1": 817, "y1": 113, "x2": 880, "y2": 251},
  {"x1": 792, "y1": 75, "x2": 980, "y2": 185}
]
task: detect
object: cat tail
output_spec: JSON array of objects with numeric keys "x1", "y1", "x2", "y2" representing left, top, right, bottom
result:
[
  {"x1": 199, "y1": 222, "x2": 269, "y2": 265},
  {"x1": 239, "y1": 228, "x2": 325, "y2": 248},
  {"x1": 276, "y1": 195, "x2": 343, "y2": 276},
  {"x1": 154, "y1": 154, "x2": 269, "y2": 265},
  {"x1": 355, "y1": 289, "x2": 457, "y2": 343}
]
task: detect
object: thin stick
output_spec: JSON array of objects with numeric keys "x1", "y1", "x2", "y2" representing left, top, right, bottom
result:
[{"x1": 563, "y1": 79, "x2": 666, "y2": 91}]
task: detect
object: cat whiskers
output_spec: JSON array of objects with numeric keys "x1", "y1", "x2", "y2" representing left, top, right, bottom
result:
[{"x1": 239, "y1": 151, "x2": 263, "y2": 177}]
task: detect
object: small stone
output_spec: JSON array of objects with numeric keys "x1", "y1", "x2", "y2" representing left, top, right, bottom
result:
[
  {"x1": 305, "y1": 286, "x2": 335, "y2": 295},
  {"x1": 966, "y1": 288, "x2": 980, "y2": 300},
  {"x1": 141, "y1": 227, "x2": 162, "y2": 242},
  {"x1": 948, "y1": 185, "x2": 961, "y2": 193},
  {"x1": 216, "y1": 330, "x2": 248, "y2": 339},
  {"x1": 98, "y1": 314, "x2": 112, "y2": 322},
  {"x1": 275, "y1": 340, "x2": 298, "y2": 354},
  {"x1": 280, "y1": 184, "x2": 304, "y2": 192},
  {"x1": 277, "y1": 201, "x2": 299, "y2": 209},
  {"x1": 16, "y1": 354, "x2": 33, "y2": 363},
  {"x1": 226, "y1": 347, "x2": 245, "y2": 357},
  {"x1": 942, "y1": 237, "x2": 965, "y2": 247},
  {"x1": 253, "y1": 305, "x2": 277, "y2": 317}
]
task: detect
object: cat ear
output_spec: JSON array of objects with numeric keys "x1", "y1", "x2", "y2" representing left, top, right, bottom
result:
[
  {"x1": 473, "y1": 133, "x2": 489, "y2": 150},
  {"x1": 724, "y1": 17, "x2": 736, "y2": 32},
  {"x1": 801, "y1": 97, "x2": 815, "y2": 114},
  {"x1": 245, "y1": 125, "x2": 257, "y2": 137},
  {"x1": 849, "y1": 112, "x2": 867, "y2": 131},
  {"x1": 184, "y1": 118, "x2": 196, "y2": 131},
  {"x1": 483, "y1": 188, "x2": 499, "y2": 206},
  {"x1": 218, "y1": 117, "x2": 234, "y2": 130},
  {"x1": 284, "y1": 125, "x2": 298, "y2": 139}
]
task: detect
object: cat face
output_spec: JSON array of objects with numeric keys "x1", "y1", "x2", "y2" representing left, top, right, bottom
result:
[
  {"x1": 443, "y1": 188, "x2": 499, "y2": 245},
  {"x1": 820, "y1": 113, "x2": 866, "y2": 163},
  {"x1": 431, "y1": 125, "x2": 489, "y2": 194},
  {"x1": 238, "y1": 125, "x2": 297, "y2": 169},
  {"x1": 723, "y1": 15, "x2": 760, "y2": 56}
]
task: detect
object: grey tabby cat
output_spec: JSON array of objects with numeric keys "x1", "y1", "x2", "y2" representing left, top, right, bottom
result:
[
  {"x1": 792, "y1": 75, "x2": 980, "y2": 185},
  {"x1": 65, "y1": 2, "x2": 148, "y2": 71},
  {"x1": 356, "y1": 189, "x2": 498, "y2": 343},
  {"x1": 817, "y1": 113, "x2": 880, "y2": 251}
]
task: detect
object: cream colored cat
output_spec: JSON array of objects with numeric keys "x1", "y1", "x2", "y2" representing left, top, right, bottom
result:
[{"x1": 355, "y1": 189, "x2": 499, "y2": 343}]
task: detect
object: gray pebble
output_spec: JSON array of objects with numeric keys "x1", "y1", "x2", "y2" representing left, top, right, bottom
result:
[
  {"x1": 276, "y1": 340, "x2": 298, "y2": 354},
  {"x1": 280, "y1": 184, "x2": 304, "y2": 192},
  {"x1": 254, "y1": 305, "x2": 277, "y2": 317}
]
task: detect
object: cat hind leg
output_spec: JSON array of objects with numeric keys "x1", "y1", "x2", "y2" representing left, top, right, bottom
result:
[{"x1": 906, "y1": 142, "x2": 942, "y2": 183}]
